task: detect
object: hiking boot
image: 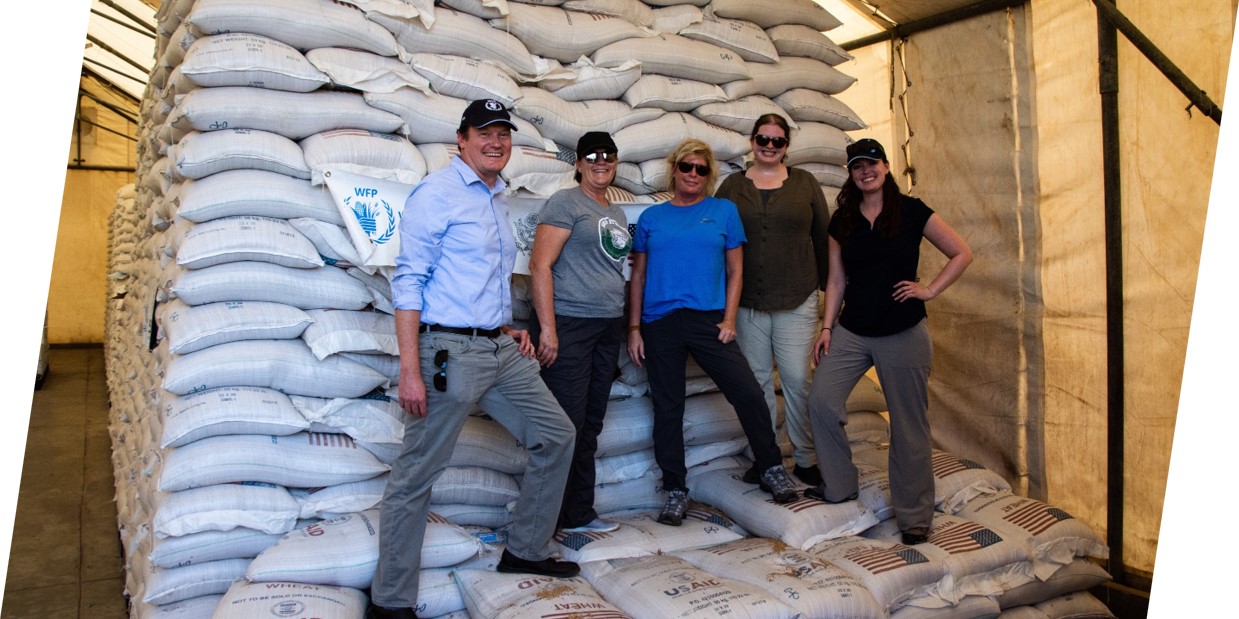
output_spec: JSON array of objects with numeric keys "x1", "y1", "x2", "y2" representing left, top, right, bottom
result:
[
  {"x1": 759, "y1": 465, "x2": 799, "y2": 504},
  {"x1": 658, "y1": 489, "x2": 689, "y2": 526}
]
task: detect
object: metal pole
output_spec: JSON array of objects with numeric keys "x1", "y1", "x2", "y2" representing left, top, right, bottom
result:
[
  {"x1": 840, "y1": 0, "x2": 1028, "y2": 51},
  {"x1": 1097, "y1": 0, "x2": 1127, "y2": 588}
]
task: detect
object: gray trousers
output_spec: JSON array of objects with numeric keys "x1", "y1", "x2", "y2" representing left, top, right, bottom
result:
[
  {"x1": 807, "y1": 319, "x2": 935, "y2": 533},
  {"x1": 372, "y1": 332, "x2": 576, "y2": 609}
]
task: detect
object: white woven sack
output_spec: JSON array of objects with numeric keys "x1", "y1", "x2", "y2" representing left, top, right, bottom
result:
[
  {"x1": 1034, "y1": 591, "x2": 1117, "y2": 618},
  {"x1": 681, "y1": 14, "x2": 779, "y2": 64},
  {"x1": 160, "y1": 432, "x2": 390, "y2": 491},
  {"x1": 711, "y1": 0, "x2": 843, "y2": 31},
  {"x1": 864, "y1": 513, "x2": 1036, "y2": 605},
  {"x1": 786, "y1": 121, "x2": 851, "y2": 167},
  {"x1": 409, "y1": 53, "x2": 522, "y2": 108},
  {"x1": 246, "y1": 509, "x2": 482, "y2": 586},
  {"x1": 644, "y1": 0, "x2": 708, "y2": 6},
  {"x1": 807, "y1": 535, "x2": 949, "y2": 615},
  {"x1": 592, "y1": 471, "x2": 664, "y2": 515},
  {"x1": 178, "y1": 33, "x2": 330, "y2": 92},
  {"x1": 580, "y1": 553, "x2": 799, "y2": 619},
  {"x1": 305, "y1": 47, "x2": 432, "y2": 94},
  {"x1": 774, "y1": 88, "x2": 866, "y2": 131},
  {"x1": 430, "y1": 503, "x2": 511, "y2": 528},
  {"x1": 158, "y1": 299, "x2": 314, "y2": 356},
  {"x1": 293, "y1": 474, "x2": 388, "y2": 519},
  {"x1": 997, "y1": 608, "x2": 1051, "y2": 619},
  {"x1": 168, "y1": 262, "x2": 373, "y2": 310},
  {"x1": 766, "y1": 24, "x2": 853, "y2": 66},
  {"x1": 490, "y1": 4, "x2": 655, "y2": 63},
  {"x1": 431, "y1": 466, "x2": 520, "y2": 506},
  {"x1": 320, "y1": 168, "x2": 414, "y2": 268},
  {"x1": 623, "y1": 74, "x2": 727, "y2": 112},
  {"x1": 692, "y1": 95, "x2": 796, "y2": 135},
  {"x1": 149, "y1": 526, "x2": 283, "y2": 568},
  {"x1": 153, "y1": 482, "x2": 301, "y2": 538},
  {"x1": 170, "y1": 129, "x2": 310, "y2": 181},
  {"x1": 212, "y1": 581, "x2": 368, "y2": 619},
  {"x1": 161, "y1": 385, "x2": 310, "y2": 448},
  {"x1": 890, "y1": 595, "x2": 1002, "y2": 619},
  {"x1": 167, "y1": 87, "x2": 405, "y2": 141},
  {"x1": 593, "y1": 33, "x2": 751, "y2": 84},
  {"x1": 953, "y1": 493, "x2": 1108, "y2": 581},
  {"x1": 438, "y1": 0, "x2": 509, "y2": 19},
  {"x1": 539, "y1": 56, "x2": 642, "y2": 102},
  {"x1": 929, "y1": 449, "x2": 1014, "y2": 513},
  {"x1": 414, "y1": 567, "x2": 469, "y2": 617},
  {"x1": 186, "y1": 0, "x2": 402, "y2": 56},
  {"x1": 175, "y1": 169, "x2": 343, "y2": 224},
  {"x1": 503, "y1": 146, "x2": 574, "y2": 183},
  {"x1": 563, "y1": 0, "x2": 654, "y2": 27},
  {"x1": 143, "y1": 558, "x2": 249, "y2": 605},
  {"x1": 292, "y1": 395, "x2": 403, "y2": 445},
  {"x1": 363, "y1": 89, "x2": 549, "y2": 149},
  {"x1": 723, "y1": 56, "x2": 857, "y2": 100},
  {"x1": 593, "y1": 395, "x2": 654, "y2": 457},
  {"x1": 554, "y1": 507, "x2": 744, "y2": 564},
  {"x1": 636, "y1": 157, "x2": 673, "y2": 192},
  {"x1": 612, "y1": 112, "x2": 750, "y2": 162},
  {"x1": 613, "y1": 161, "x2": 660, "y2": 195},
  {"x1": 674, "y1": 536, "x2": 886, "y2": 619},
  {"x1": 300, "y1": 309, "x2": 397, "y2": 359},
  {"x1": 682, "y1": 391, "x2": 744, "y2": 445},
  {"x1": 347, "y1": 267, "x2": 396, "y2": 310},
  {"x1": 454, "y1": 569, "x2": 626, "y2": 619},
  {"x1": 288, "y1": 218, "x2": 365, "y2": 269},
  {"x1": 301, "y1": 129, "x2": 427, "y2": 185},
  {"x1": 595, "y1": 448, "x2": 656, "y2": 485},
  {"x1": 685, "y1": 437, "x2": 749, "y2": 467},
  {"x1": 446, "y1": 415, "x2": 530, "y2": 475},
  {"x1": 995, "y1": 558, "x2": 1111, "y2": 609},
  {"x1": 686, "y1": 465, "x2": 879, "y2": 549},
  {"x1": 175, "y1": 216, "x2": 324, "y2": 270},
  {"x1": 650, "y1": 4, "x2": 704, "y2": 33},
  {"x1": 797, "y1": 162, "x2": 850, "y2": 189},
  {"x1": 369, "y1": 9, "x2": 538, "y2": 77},
  {"x1": 339, "y1": 351, "x2": 400, "y2": 382},
  {"x1": 512, "y1": 88, "x2": 661, "y2": 147},
  {"x1": 162, "y1": 339, "x2": 389, "y2": 398},
  {"x1": 137, "y1": 594, "x2": 224, "y2": 618}
]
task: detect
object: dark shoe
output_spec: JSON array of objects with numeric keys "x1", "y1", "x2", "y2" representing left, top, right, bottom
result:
[
  {"x1": 366, "y1": 604, "x2": 418, "y2": 619},
  {"x1": 496, "y1": 548, "x2": 580, "y2": 578},
  {"x1": 741, "y1": 464, "x2": 760, "y2": 484},
  {"x1": 560, "y1": 518, "x2": 620, "y2": 534},
  {"x1": 902, "y1": 529, "x2": 930, "y2": 545},
  {"x1": 657, "y1": 488, "x2": 690, "y2": 526},
  {"x1": 793, "y1": 464, "x2": 823, "y2": 486},
  {"x1": 758, "y1": 465, "x2": 799, "y2": 504},
  {"x1": 803, "y1": 486, "x2": 858, "y2": 504}
]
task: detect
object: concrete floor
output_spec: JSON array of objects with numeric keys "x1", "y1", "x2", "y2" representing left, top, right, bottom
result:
[{"x1": 2, "y1": 347, "x2": 127, "y2": 618}]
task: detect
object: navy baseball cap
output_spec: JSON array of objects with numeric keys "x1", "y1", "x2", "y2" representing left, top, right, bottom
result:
[
  {"x1": 460, "y1": 98, "x2": 518, "y2": 131},
  {"x1": 846, "y1": 138, "x2": 886, "y2": 166}
]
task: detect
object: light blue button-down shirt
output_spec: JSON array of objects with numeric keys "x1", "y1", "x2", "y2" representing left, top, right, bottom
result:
[{"x1": 391, "y1": 156, "x2": 514, "y2": 329}]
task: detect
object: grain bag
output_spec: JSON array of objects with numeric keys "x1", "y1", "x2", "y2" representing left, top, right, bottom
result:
[
  {"x1": 512, "y1": 87, "x2": 663, "y2": 148},
  {"x1": 169, "y1": 129, "x2": 310, "y2": 180},
  {"x1": 175, "y1": 169, "x2": 343, "y2": 224},
  {"x1": 300, "y1": 309, "x2": 397, "y2": 359},
  {"x1": 437, "y1": 0, "x2": 508, "y2": 19},
  {"x1": 692, "y1": 95, "x2": 797, "y2": 134},
  {"x1": 430, "y1": 466, "x2": 520, "y2": 506},
  {"x1": 158, "y1": 300, "x2": 314, "y2": 356},
  {"x1": 592, "y1": 471, "x2": 665, "y2": 516},
  {"x1": 765, "y1": 24, "x2": 853, "y2": 66},
  {"x1": 538, "y1": 57, "x2": 643, "y2": 102},
  {"x1": 430, "y1": 503, "x2": 511, "y2": 528},
  {"x1": 168, "y1": 261, "x2": 373, "y2": 310},
  {"x1": 723, "y1": 57, "x2": 857, "y2": 100},
  {"x1": 593, "y1": 33, "x2": 753, "y2": 84},
  {"x1": 612, "y1": 112, "x2": 751, "y2": 162},
  {"x1": 555, "y1": 507, "x2": 744, "y2": 564},
  {"x1": 288, "y1": 218, "x2": 366, "y2": 269},
  {"x1": 784, "y1": 121, "x2": 851, "y2": 166},
  {"x1": 363, "y1": 88, "x2": 549, "y2": 149},
  {"x1": 304, "y1": 47, "x2": 432, "y2": 94},
  {"x1": 300, "y1": 129, "x2": 427, "y2": 185},
  {"x1": 369, "y1": 8, "x2": 539, "y2": 77},
  {"x1": 953, "y1": 493, "x2": 1108, "y2": 581},
  {"x1": 444, "y1": 415, "x2": 530, "y2": 475},
  {"x1": 177, "y1": 33, "x2": 330, "y2": 92},
  {"x1": 142, "y1": 558, "x2": 249, "y2": 605},
  {"x1": 175, "y1": 216, "x2": 324, "y2": 270},
  {"x1": 710, "y1": 0, "x2": 842, "y2": 31},
  {"x1": 159, "y1": 432, "x2": 390, "y2": 491},
  {"x1": 212, "y1": 581, "x2": 368, "y2": 619},
  {"x1": 488, "y1": 3, "x2": 656, "y2": 63},
  {"x1": 161, "y1": 339, "x2": 389, "y2": 398},
  {"x1": 409, "y1": 53, "x2": 522, "y2": 107},
  {"x1": 594, "y1": 396, "x2": 655, "y2": 457},
  {"x1": 680, "y1": 14, "x2": 779, "y2": 64},
  {"x1": 291, "y1": 395, "x2": 404, "y2": 445},
  {"x1": 562, "y1": 0, "x2": 654, "y2": 27},
  {"x1": 152, "y1": 482, "x2": 301, "y2": 538},
  {"x1": 149, "y1": 526, "x2": 284, "y2": 568},
  {"x1": 293, "y1": 475, "x2": 388, "y2": 519},
  {"x1": 775, "y1": 88, "x2": 867, "y2": 131},
  {"x1": 995, "y1": 559, "x2": 1111, "y2": 609},
  {"x1": 623, "y1": 74, "x2": 728, "y2": 112},
  {"x1": 1034, "y1": 591, "x2": 1116, "y2": 618},
  {"x1": 185, "y1": 0, "x2": 402, "y2": 56},
  {"x1": 454, "y1": 570, "x2": 627, "y2": 619},
  {"x1": 167, "y1": 86, "x2": 405, "y2": 141},
  {"x1": 797, "y1": 162, "x2": 850, "y2": 189},
  {"x1": 807, "y1": 536, "x2": 948, "y2": 615},
  {"x1": 890, "y1": 595, "x2": 1002, "y2": 619}
]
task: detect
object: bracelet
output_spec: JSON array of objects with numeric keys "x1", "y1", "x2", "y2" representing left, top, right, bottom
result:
[
  {"x1": 628, "y1": 325, "x2": 641, "y2": 332},
  {"x1": 821, "y1": 326, "x2": 833, "y2": 332}
]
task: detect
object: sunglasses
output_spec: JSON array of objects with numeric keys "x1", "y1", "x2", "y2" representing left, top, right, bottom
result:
[
  {"x1": 582, "y1": 151, "x2": 617, "y2": 164},
  {"x1": 676, "y1": 161, "x2": 710, "y2": 176},
  {"x1": 433, "y1": 349, "x2": 448, "y2": 392},
  {"x1": 754, "y1": 135, "x2": 789, "y2": 149}
]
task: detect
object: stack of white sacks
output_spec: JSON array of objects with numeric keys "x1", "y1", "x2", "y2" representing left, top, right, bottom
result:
[{"x1": 103, "y1": 0, "x2": 1114, "y2": 617}]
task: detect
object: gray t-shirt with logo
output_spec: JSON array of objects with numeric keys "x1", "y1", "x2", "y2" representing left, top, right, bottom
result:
[{"x1": 539, "y1": 186, "x2": 631, "y2": 318}]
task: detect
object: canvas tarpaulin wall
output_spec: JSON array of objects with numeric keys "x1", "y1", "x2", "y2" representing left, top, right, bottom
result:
[{"x1": 835, "y1": 0, "x2": 1232, "y2": 577}]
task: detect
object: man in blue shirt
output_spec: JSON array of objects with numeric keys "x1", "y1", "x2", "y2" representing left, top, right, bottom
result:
[{"x1": 369, "y1": 99, "x2": 579, "y2": 619}]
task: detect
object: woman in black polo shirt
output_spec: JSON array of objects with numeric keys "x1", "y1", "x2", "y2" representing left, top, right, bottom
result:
[{"x1": 804, "y1": 138, "x2": 973, "y2": 546}]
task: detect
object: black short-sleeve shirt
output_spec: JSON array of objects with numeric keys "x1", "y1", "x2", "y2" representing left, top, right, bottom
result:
[{"x1": 830, "y1": 196, "x2": 934, "y2": 337}]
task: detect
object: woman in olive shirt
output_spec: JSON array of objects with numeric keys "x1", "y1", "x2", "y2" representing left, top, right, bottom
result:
[{"x1": 715, "y1": 113, "x2": 831, "y2": 487}]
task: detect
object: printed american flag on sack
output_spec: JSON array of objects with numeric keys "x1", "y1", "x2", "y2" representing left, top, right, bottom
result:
[
  {"x1": 1002, "y1": 498, "x2": 1073, "y2": 536},
  {"x1": 929, "y1": 520, "x2": 1003, "y2": 554},
  {"x1": 843, "y1": 544, "x2": 930, "y2": 575},
  {"x1": 931, "y1": 450, "x2": 987, "y2": 478}
]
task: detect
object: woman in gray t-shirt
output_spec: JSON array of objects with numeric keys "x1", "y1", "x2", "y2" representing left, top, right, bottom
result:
[{"x1": 528, "y1": 131, "x2": 631, "y2": 534}]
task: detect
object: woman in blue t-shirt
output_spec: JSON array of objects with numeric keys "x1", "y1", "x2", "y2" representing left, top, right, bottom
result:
[
  {"x1": 805, "y1": 138, "x2": 973, "y2": 546},
  {"x1": 626, "y1": 138, "x2": 799, "y2": 527}
]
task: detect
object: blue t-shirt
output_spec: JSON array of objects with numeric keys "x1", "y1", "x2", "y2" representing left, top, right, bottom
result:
[{"x1": 632, "y1": 196, "x2": 747, "y2": 323}]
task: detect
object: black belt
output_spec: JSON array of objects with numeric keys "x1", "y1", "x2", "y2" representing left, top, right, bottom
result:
[{"x1": 420, "y1": 324, "x2": 502, "y2": 338}]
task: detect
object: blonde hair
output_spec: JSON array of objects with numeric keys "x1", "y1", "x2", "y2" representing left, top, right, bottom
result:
[{"x1": 665, "y1": 138, "x2": 718, "y2": 197}]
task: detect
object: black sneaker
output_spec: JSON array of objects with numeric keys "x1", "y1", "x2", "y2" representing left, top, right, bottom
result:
[
  {"x1": 793, "y1": 464, "x2": 823, "y2": 486},
  {"x1": 496, "y1": 548, "x2": 580, "y2": 578},
  {"x1": 758, "y1": 465, "x2": 799, "y2": 504},
  {"x1": 365, "y1": 604, "x2": 418, "y2": 619},
  {"x1": 902, "y1": 529, "x2": 930, "y2": 545},
  {"x1": 658, "y1": 489, "x2": 689, "y2": 526},
  {"x1": 804, "y1": 486, "x2": 858, "y2": 504}
]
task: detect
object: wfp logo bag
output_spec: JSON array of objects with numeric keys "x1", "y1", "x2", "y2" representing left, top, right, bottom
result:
[{"x1": 322, "y1": 167, "x2": 414, "y2": 268}]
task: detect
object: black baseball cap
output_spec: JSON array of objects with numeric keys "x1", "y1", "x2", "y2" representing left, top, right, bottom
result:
[
  {"x1": 459, "y1": 98, "x2": 518, "y2": 131},
  {"x1": 846, "y1": 138, "x2": 886, "y2": 166},
  {"x1": 576, "y1": 131, "x2": 618, "y2": 157}
]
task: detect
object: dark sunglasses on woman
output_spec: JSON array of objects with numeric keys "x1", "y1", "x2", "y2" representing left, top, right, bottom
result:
[
  {"x1": 677, "y1": 161, "x2": 710, "y2": 176},
  {"x1": 754, "y1": 135, "x2": 788, "y2": 149}
]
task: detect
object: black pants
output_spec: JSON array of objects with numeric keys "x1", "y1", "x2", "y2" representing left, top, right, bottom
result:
[
  {"x1": 643, "y1": 309, "x2": 782, "y2": 492},
  {"x1": 531, "y1": 313, "x2": 624, "y2": 528}
]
